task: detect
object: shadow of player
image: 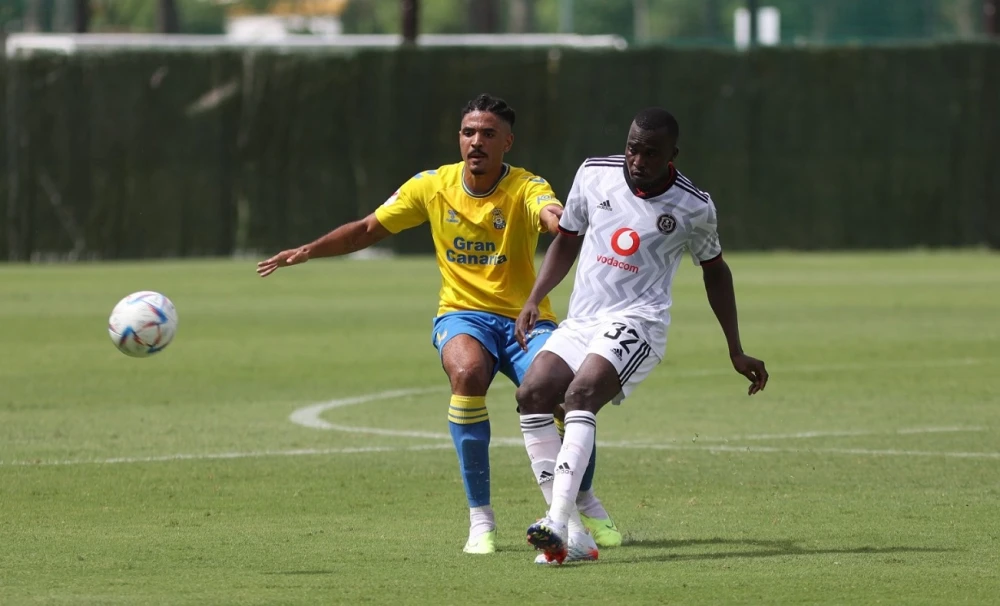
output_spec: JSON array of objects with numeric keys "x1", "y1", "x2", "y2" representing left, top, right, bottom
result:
[{"x1": 600, "y1": 536, "x2": 954, "y2": 565}]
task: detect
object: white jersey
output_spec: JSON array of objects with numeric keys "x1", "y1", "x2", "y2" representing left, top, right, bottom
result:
[{"x1": 557, "y1": 155, "x2": 722, "y2": 359}]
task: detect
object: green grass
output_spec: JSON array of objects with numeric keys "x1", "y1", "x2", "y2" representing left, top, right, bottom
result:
[{"x1": 1, "y1": 252, "x2": 998, "y2": 605}]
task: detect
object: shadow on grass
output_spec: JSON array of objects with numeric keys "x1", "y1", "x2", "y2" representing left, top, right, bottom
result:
[{"x1": 594, "y1": 536, "x2": 956, "y2": 565}]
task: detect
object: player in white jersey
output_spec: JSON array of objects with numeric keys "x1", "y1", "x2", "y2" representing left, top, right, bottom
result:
[{"x1": 513, "y1": 108, "x2": 768, "y2": 564}]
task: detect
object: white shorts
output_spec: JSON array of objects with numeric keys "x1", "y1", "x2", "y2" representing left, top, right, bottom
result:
[{"x1": 540, "y1": 317, "x2": 660, "y2": 405}]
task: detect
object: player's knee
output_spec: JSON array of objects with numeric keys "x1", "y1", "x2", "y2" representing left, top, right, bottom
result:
[
  {"x1": 563, "y1": 381, "x2": 603, "y2": 412},
  {"x1": 448, "y1": 362, "x2": 491, "y2": 395},
  {"x1": 515, "y1": 381, "x2": 553, "y2": 415}
]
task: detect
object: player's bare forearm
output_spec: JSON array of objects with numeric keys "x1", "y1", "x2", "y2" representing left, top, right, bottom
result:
[
  {"x1": 539, "y1": 204, "x2": 563, "y2": 234},
  {"x1": 702, "y1": 256, "x2": 744, "y2": 356},
  {"x1": 527, "y1": 232, "x2": 583, "y2": 305},
  {"x1": 305, "y1": 214, "x2": 391, "y2": 259}
]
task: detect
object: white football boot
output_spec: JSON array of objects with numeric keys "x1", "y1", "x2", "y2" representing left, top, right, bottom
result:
[{"x1": 533, "y1": 530, "x2": 599, "y2": 564}]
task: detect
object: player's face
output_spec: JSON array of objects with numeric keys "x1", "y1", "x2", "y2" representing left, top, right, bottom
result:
[
  {"x1": 625, "y1": 124, "x2": 678, "y2": 189},
  {"x1": 459, "y1": 111, "x2": 513, "y2": 176}
]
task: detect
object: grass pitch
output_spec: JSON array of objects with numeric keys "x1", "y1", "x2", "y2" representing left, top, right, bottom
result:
[{"x1": 1, "y1": 252, "x2": 998, "y2": 605}]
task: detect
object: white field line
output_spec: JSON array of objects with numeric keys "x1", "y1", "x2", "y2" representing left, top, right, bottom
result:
[
  {"x1": 691, "y1": 425, "x2": 988, "y2": 443},
  {"x1": 659, "y1": 356, "x2": 991, "y2": 378},
  {"x1": 5, "y1": 438, "x2": 1000, "y2": 467},
  {"x1": 3, "y1": 356, "x2": 995, "y2": 468},
  {"x1": 289, "y1": 390, "x2": 989, "y2": 446},
  {"x1": 2, "y1": 444, "x2": 456, "y2": 467},
  {"x1": 599, "y1": 442, "x2": 1000, "y2": 460},
  {"x1": 291, "y1": 354, "x2": 995, "y2": 430}
]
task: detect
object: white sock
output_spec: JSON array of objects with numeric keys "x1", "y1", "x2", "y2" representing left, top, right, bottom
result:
[
  {"x1": 520, "y1": 414, "x2": 561, "y2": 505},
  {"x1": 549, "y1": 410, "x2": 597, "y2": 528},
  {"x1": 469, "y1": 505, "x2": 495, "y2": 537},
  {"x1": 567, "y1": 507, "x2": 587, "y2": 535},
  {"x1": 576, "y1": 489, "x2": 610, "y2": 519}
]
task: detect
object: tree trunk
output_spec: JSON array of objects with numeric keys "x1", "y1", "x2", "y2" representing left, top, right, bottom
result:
[
  {"x1": 157, "y1": 0, "x2": 181, "y2": 34},
  {"x1": 468, "y1": 0, "x2": 500, "y2": 33},
  {"x1": 402, "y1": 0, "x2": 419, "y2": 43},
  {"x1": 25, "y1": 0, "x2": 54, "y2": 33},
  {"x1": 74, "y1": 0, "x2": 90, "y2": 33},
  {"x1": 509, "y1": 0, "x2": 535, "y2": 33}
]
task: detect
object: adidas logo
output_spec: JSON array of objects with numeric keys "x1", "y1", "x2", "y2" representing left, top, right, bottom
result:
[
  {"x1": 597, "y1": 199, "x2": 612, "y2": 211},
  {"x1": 611, "y1": 347, "x2": 623, "y2": 361},
  {"x1": 538, "y1": 470, "x2": 554, "y2": 484},
  {"x1": 556, "y1": 462, "x2": 573, "y2": 475}
]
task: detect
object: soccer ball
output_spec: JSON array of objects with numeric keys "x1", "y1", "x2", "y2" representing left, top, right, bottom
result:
[{"x1": 108, "y1": 291, "x2": 179, "y2": 358}]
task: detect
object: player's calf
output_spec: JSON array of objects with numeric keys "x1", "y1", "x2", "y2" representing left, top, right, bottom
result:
[{"x1": 441, "y1": 336, "x2": 497, "y2": 551}]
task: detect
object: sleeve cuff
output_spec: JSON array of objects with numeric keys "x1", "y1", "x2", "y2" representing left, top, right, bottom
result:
[{"x1": 699, "y1": 253, "x2": 723, "y2": 266}]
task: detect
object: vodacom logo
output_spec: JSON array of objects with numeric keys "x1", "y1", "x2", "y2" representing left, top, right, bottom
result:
[{"x1": 610, "y1": 227, "x2": 641, "y2": 256}]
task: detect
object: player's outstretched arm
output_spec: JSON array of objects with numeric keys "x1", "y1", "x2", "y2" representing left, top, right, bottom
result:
[
  {"x1": 515, "y1": 232, "x2": 584, "y2": 349},
  {"x1": 539, "y1": 204, "x2": 563, "y2": 234},
  {"x1": 701, "y1": 256, "x2": 769, "y2": 395},
  {"x1": 256, "y1": 213, "x2": 392, "y2": 277}
]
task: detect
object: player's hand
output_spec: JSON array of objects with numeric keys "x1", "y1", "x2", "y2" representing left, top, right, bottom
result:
[
  {"x1": 256, "y1": 246, "x2": 310, "y2": 277},
  {"x1": 540, "y1": 205, "x2": 563, "y2": 234},
  {"x1": 515, "y1": 302, "x2": 541, "y2": 351},
  {"x1": 731, "y1": 353, "x2": 768, "y2": 395}
]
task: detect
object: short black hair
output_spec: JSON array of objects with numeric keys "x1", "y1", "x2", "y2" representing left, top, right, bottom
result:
[
  {"x1": 632, "y1": 107, "x2": 680, "y2": 139},
  {"x1": 461, "y1": 93, "x2": 516, "y2": 128}
]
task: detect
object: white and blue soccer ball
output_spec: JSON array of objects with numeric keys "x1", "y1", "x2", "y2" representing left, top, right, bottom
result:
[{"x1": 108, "y1": 291, "x2": 178, "y2": 358}]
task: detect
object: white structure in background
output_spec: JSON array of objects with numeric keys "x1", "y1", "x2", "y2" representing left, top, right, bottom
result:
[
  {"x1": 734, "y1": 6, "x2": 781, "y2": 49},
  {"x1": 226, "y1": 14, "x2": 343, "y2": 41},
  {"x1": 5, "y1": 33, "x2": 627, "y2": 56}
]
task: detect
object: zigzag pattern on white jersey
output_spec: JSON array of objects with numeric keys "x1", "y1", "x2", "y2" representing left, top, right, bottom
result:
[{"x1": 558, "y1": 154, "x2": 722, "y2": 359}]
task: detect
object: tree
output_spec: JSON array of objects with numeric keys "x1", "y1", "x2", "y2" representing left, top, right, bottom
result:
[
  {"x1": 339, "y1": 0, "x2": 465, "y2": 35},
  {"x1": 25, "y1": 0, "x2": 53, "y2": 32},
  {"x1": 402, "y1": 0, "x2": 418, "y2": 42},
  {"x1": 80, "y1": 0, "x2": 222, "y2": 34},
  {"x1": 74, "y1": 0, "x2": 90, "y2": 32},
  {"x1": 157, "y1": 0, "x2": 179, "y2": 33},
  {"x1": 508, "y1": 0, "x2": 535, "y2": 33},
  {"x1": 468, "y1": 0, "x2": 500, "y2": 33}
]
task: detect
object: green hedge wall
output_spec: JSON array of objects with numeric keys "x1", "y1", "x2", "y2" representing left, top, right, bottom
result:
[{"x1": 3, "y1": 43, "x2": 998, "y2": 260}]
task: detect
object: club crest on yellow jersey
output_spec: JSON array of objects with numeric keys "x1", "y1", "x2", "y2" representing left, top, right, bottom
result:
[{"x1": 491, "y1": 208, "x2": 506, "y2": 230}]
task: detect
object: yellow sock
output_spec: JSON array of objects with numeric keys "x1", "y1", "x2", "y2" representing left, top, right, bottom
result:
[
  {"x1": 448, "y1": 395, "x2": 489, "y2": 425},
  {"x1": 554, "y1": 415, "x2": 565, "y2": 439}
]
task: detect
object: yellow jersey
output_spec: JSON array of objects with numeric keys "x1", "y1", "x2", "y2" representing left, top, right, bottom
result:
[{"x1": 374, "y1": 162, "x2": 560, "y2": 322}]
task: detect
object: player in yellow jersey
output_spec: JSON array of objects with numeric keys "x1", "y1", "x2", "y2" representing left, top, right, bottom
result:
[{"x1": 257, "y1": 94, "x2": 620, "y2": 556}]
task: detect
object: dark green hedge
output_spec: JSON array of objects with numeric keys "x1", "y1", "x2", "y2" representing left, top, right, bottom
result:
[{"x1": 3, "y1": 43, "x2": 997, "y2": 260}]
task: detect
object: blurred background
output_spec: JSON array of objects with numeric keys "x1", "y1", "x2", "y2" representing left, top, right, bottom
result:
[
  {"x1": 1, "y1": 0, "x2": 998, "y2": 260},
  {"x1": 1, "y1": 0, "x2": 994, "y2": 45}
]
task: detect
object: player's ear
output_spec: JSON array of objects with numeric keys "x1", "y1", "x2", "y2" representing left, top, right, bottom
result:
[
  {"x1": 505, "y1": 132, "x2": 514, "y2": 153},
  {"x1": 671, "y1": 146, "x2": 680, "y2": 161}
]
